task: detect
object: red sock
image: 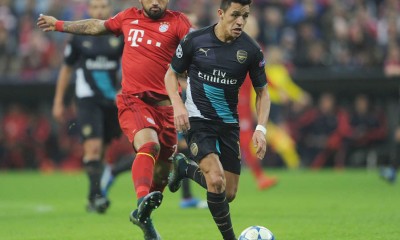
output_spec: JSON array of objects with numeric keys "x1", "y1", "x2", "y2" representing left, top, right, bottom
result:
[{"x1": 131, "y1": 142, "x2": 160, "y2": 199}]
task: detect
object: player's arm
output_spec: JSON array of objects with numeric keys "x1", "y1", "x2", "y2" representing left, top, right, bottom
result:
[
  {"x1": 37, "y1": 14, "x2": 110, "y2": 35},
  {"x1": 53, "y1": 64, "x2": 73, "y2": 123},
  {"x1": 165, "y1": 33, "x2": 194, "y2": 132},
  {"x1": 253, "y1": 86, "x2": 270, "y2": 160},
  {"x1": 165, "y1": 67, "x2": 190, "y2": 133},
  {"x1": 249, "y1": 49, "x2": 270, "y2": 160}
]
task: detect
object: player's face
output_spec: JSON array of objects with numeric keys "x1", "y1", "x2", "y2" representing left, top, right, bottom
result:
[
  {"x1": 88, "y1": 0, "x2": 111, "y2": 20},
  {"x1": 218, "y1": 3, "x2": 250, "y2": 39},
  {"x1": 139, "y1": 0, "x2": 169, "y2": 20}
]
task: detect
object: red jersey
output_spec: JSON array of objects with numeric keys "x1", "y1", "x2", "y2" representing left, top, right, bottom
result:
[{"x1": 105, "y1": 8, "x2": 191, "y2": 97}]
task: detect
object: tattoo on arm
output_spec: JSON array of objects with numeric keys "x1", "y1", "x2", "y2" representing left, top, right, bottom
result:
[{"x1": 63, "y1": 19, "x2": 109, "y2": 35}]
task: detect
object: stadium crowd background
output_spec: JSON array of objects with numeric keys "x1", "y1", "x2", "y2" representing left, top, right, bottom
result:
[{"x1": 0, "y1": 0, "x2": 399, "y2": 170}]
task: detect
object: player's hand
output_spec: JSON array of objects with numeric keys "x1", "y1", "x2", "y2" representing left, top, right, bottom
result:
[
  {"x1": 252, "y1": 130, "x2": 267, "y2": 160},
  {"x1": 37, "y1": 14, "x2": 58, "y2": 32},
  {"x1": 173, "y1": 101, "x2": 190, "y2": 133},
  {"x1": 52, "y1": 102, "x2": 65, "y2": 123}
]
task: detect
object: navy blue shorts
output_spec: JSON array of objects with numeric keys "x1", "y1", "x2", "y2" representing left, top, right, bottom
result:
[
  {"x1": 185, "y1": 118, "x2": 241, "y2": 175},
  {"x1": 76, "y1": 98, "x2": 121, "y2": 144}
]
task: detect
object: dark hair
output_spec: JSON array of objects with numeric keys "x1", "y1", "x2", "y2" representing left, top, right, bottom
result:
[{"x1": 220, "y1": 0, "x2": 252, "y2": 11}]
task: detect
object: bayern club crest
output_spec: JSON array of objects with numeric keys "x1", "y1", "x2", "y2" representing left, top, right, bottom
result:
[{"x1": 159, "y1": 22, "x2": 170, "y2": 32}]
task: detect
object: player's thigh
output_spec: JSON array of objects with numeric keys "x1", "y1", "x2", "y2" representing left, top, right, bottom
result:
[
  {"x1": 103, "y1": 103, "x2": 122, "y2": 145},
  {"x1": 185, "y1": 121, "x2": 220, "y2": 164},
  {"x1": 76, "y1": 98, "x2": 105, "y2": 145},
  {"x1": 218, "y1": 126, "x2": 241, "y2": 175},
  {"x1": 116, "y1": 95, "x2": 160, "y2": 149},
  {"x1": 155, "y1": 105, "x2": 177, "y2": 162}
]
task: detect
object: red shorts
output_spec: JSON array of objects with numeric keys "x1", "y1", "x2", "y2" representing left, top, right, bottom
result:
[{"x1": 116, "y1": 94, "x2": 177, "y2": 158}]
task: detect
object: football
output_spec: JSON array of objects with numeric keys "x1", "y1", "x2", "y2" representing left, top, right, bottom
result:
[{"x1": 238, "y1": 226, "x2": 275, "y2": 240}]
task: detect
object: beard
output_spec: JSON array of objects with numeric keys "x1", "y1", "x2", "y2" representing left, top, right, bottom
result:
[{"x1": 144, "y1": 7, "x2": 165, "y2": 20}]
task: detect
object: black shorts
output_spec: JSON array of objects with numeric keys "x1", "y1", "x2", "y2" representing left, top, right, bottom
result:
[
  {"x1": 76, "y1": 98, "x2": 121, "y2": 144},
  {"x1": 185, "y1": 119, "x2": 241, "y2": 175}
]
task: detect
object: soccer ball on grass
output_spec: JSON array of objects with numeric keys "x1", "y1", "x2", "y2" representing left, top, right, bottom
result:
[{"x1": 238, "y1": 225, "x2": 275, "y2": 240}]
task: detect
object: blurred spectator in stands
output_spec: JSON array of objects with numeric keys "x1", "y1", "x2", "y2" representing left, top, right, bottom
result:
[
  {"x1": 14, "y1": 0, "x2": 49, "y2": 18},
  {"x1": 293, "y1": 21, "x2": 322, "y2": 67},
  {"x1": 0, "y1": 0, "x2": 398, "y2": 82},
  {"x1": 295, "y1": 93, "x2": 352, "y2": 168},
  {"x1": 0, "y1": 0, "x2": 18, "y2": 78},
  {"x1": 27, "y1": 107, "x2": 55, "y2": 171},
  {"x1": 348, "y1": 20, "x2": 377, "y2": 67},
  {"x1": 303, "y1": 40, "x2": 329, "y2": 68},
  {"x1": 259, "y1": 6, "x2": 284, "y2": 46},
  {"x1": 347, "y1": 94, "x2": 387, "y2": 167},
  {"x1": 285, "y1": 0, "x2": 322, "y2": 25},
  {"x1": 279, "y1": 27, "x2": 297, "y2": 68},
  {"x1": 19, "y1": 26, "x2": 59, "y2": 81},
  {"x1": 0, "y1": 104, "x2": 31, "y2": 169},
  {"x1": 384, "y1": 44, "x2": 400, "y2": 77}
]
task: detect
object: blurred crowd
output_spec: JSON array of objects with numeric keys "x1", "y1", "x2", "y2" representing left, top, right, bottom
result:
[
  {"x1": 1, "y1": 0, "x2": 400, "y2": 82},
  {"x1": 0, "y1": 92, "x2": 389, "y2": 170},
  {"x1": 0, "y1": 0, "x2": 399, "y2": 170},
  {"x1": 0, "y1": 103, "x2": 134, "y2": 171}
]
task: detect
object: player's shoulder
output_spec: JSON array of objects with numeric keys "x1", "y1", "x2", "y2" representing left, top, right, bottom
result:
[
  {"x1": 164, "y1": 10, "x2": 190, "y2": 23},
  {"x1": 184, "y1": 25, "x2": 213, "y2": 42},
  {"x1": 239, "y1": 32, "x2": 262, "y2": 52},
  {"x1": 165, "y1": 10, "x2": 186, "y2": 19}
]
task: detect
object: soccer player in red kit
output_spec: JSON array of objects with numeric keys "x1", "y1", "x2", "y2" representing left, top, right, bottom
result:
[{"x1": 37, "y1": 0, "x2": 191, "y2": 239}]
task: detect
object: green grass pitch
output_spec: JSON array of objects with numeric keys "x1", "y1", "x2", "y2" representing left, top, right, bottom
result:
[{"x1": 0, "y1": 169, "x2": 399, "y2": 239}]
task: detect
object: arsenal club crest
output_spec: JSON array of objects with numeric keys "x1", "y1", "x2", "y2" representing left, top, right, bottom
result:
[{"x1": 236, "y1": 50, "x2": 247, "y2": 63}]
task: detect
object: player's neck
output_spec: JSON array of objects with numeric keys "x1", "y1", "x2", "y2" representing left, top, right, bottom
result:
[{"x1": 214, "y1": 23, "x2": 235, "y2": 43}]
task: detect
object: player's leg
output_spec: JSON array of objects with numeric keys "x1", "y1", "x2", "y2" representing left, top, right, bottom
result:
[
  {"x1": 83, "y1": 139, "x2": 110, "y2": 213},
  {"x1": 191, "y1": 122, "x2": 236, "y2": 240},
  {"x1": 200, "y1": 153, "x2": 236, "y2": 240},
  {"x1": 224, "y1": 171, "x2": 239, "y2": 202},
  {"x1": 77, "y1": 99, "x2": 109, "y2": 213},
  {"x1": 101, "y1": 154, "x2": 133, "y2": 197},
  {"x1": 128, "y1": 128, "x2": 163, "y2": 239},
  {"x1": 117, "y1": 95, "x2": 163, "y2": 239},
  {"x1": 132, "y1": 128, "x2": 162, "y2": 215},
  {"x1": 100, "y1": 106, "x2": 132, "y2": 197},
  {"x1": 177, "y1": 134, "x2": 207, "y2": 208}
]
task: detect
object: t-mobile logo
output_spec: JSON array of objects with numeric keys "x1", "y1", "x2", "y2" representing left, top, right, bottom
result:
[
  {"x1": 127, "y1": 29, "x2": 144, "y2": 47},
  {"x1": 127, "y1": 28, "x2": 162, "y2": 48}
]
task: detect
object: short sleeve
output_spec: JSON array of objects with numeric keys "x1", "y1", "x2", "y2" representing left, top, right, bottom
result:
[
  {"x1": 170, "y1": 34, "x2": 194, "y2": 74},
  {"x1": 176, "y1": 13, "x2": 192, "y2": 40},
  {"x1": 64, "y1": 36, "x2": 80, "y2": 66},
  {"x1": 104, "y1": 10, "x2": 125, "y2": 36},
  {"x1": 249, "y1": 49, "x2": 267, "y2": 88}
]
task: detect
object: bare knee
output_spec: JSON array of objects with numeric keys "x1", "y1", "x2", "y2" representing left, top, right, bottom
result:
[
  {"x1": 225, "y1": 189, "x2": 237, "y2": 202},
  {"x1": 207, "y1": 172, "x2": 226, "y2": 193},
  {"x1": 83, "y1": 139, "x2": 103, "y2": 159}
]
